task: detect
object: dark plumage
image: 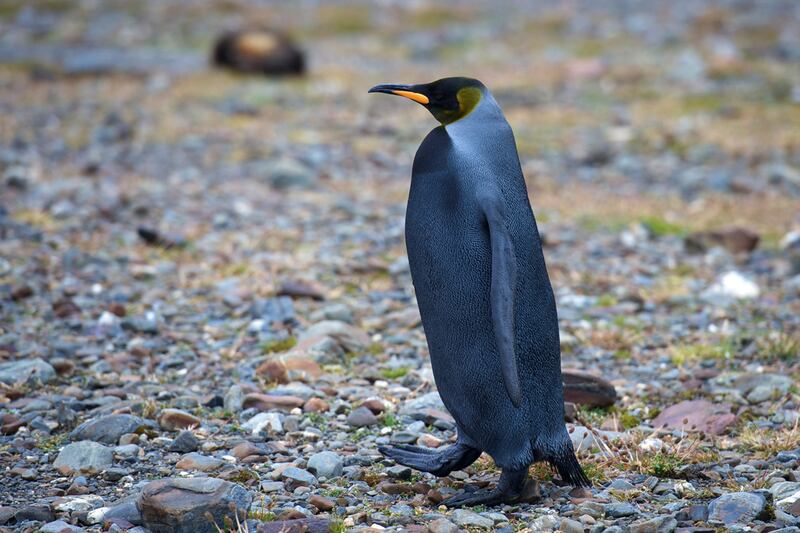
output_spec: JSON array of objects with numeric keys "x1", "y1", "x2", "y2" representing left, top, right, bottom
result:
[{"x1": 369, "y1": 77, "x2": 589, "y2": 506}]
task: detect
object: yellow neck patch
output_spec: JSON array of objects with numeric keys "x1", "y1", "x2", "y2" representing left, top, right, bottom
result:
[{"x1": 434, "y1": 86, "x2": 482, "y2": 125}]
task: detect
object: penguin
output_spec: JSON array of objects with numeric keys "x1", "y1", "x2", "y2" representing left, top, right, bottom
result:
[{"x1": 368, "y1": 77, "x2": 590, "y2": 506}]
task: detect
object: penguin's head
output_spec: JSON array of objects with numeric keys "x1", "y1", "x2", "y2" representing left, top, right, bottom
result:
[{"x1": 369, "y1": 77, "x2": 485, "y2": 125}]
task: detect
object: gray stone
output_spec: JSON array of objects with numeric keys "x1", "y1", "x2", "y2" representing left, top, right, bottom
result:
[
  {"x1": 560, "y1": 517, "x2": 584, "y2": 533},
  {"x1": 70, "y1": 414, "x2": 144, "y2": 445},
  {"x1": 708, "y1": 492, "x2": 768, "y2": 525},
  {"x1": 450, "y1": 509, "x2": 495, "y2": 529},
  {"x1": 734, "y1": 373, "x2": 794, "y2": 404},
  {"x1": 169, "y1": 430, "x2": 199, "y2": 453},
  {"x1": 528, "y1": 514, "x2": 559, "y2": 532},
  {"x1": 140, "y1": 477, "x2": 251, "y2": 533},
  {"x1": 224, "y1": 384, "x2": 245, "y2": 413},
  {"x1": 0, "y1": 358, "x2": 56, "y2": 385},
  {"x1": 266, "y1": 158, "x2": 316, "y2": 190},
  {"x1": 54, "y1": 441, "x2": 113, "y2": 473},
  {"x1": 41, "y1": 520, "x2": 86, "y2": 533},
  {"x1": 427, "y1": 518, "x2": 459, "y2": 533},
  {"x1": 347, "y1": 406, "x2": 379, "y2": 427},
  {"x1": 281, "y1": 466, "x2": 317, "y2": 490},
  {"x1": 387, "y1": 465, "x2": 413, "y2": 480},
  {"x1": 306, "y1": 451, "x2": 343, "y2": 479},
  {"x1": 604, "y1": 502, "x2": 639, "y2": 518},
  {"x1": 628, "y1": 515, "x2": 678, "y2": 533}
]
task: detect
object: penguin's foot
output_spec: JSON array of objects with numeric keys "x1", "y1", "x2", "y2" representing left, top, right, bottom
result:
[
  {"x1": 378, "y1": 442, "x2": 481, "y2": 477},
  {"x1": 444, "y1": 468, "x2": 529, "y2": 508}
]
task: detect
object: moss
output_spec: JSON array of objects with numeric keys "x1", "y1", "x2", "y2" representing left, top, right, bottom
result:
[
  {"x1": 639, "y1": 216, "x2": 687, "y2": 237},
  {"x1": 260, "y1": 336, "x2": 297, "y2": 354},
  {"x1": 381, "y1": 367, "x2": 408, "y2": 380},
  {"x1": 596, "y1": 294, "x2": 618, "y2": 307},
  {"x1": 380, "y1": 413, "x2": 401, "y2": 428},
  {"x1": 619, "y1": 412, "x2": 641, "y2": 430},
  {"x1": 645, "y1": 451, "x2": 683, "y2": 478}
]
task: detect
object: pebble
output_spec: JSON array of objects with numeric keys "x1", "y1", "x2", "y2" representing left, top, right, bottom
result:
[
  {"x1": 158, "y1": 409, "x2": 201, "y2": 431},
  {"x1": 347, "y1": 406, "x2": 379, "y2": 427},
  {"x1": 708, "y1": 492, "x2": 768, "y2": 525},
  {"x1": 450, "y1": 509, "x2": 495, "y2": 529},
  {"x1": 70, "y1": 414, "x2": 144, "y2": 445},
  {"x1": 53, "y1": 441, "x2": 114, "y2": 473}
]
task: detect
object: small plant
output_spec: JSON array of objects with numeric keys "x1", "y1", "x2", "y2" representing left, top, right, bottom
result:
[
  {"x1": 738, "y1": 420, "x2": 800, "y2": 459},
  {"x1": 759, "y1": 332, "x2": 799, "y2": 362},
  {"x1": 645, "y1": 451, "x2": 683, "y2": 478},
  {"x1": 381, "y1": 367, "x2": 408, "y2": 380},
  {"x1": 329, "y1": 517, "x2": 347, "y2": 533},
  {"x1": 38, "y1": 434, "x2": 67, "y2": 453},
  {"x1": 619, "y1": 411, "x2": 641, "y2": 430},
  {"x1": 380, "y1": 413, "x2": 401, "y2": 428}
]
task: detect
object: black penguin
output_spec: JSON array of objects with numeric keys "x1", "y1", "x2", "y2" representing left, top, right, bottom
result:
[{"x1": 369, "y1": 77, "x2": 590, "y2": 506}]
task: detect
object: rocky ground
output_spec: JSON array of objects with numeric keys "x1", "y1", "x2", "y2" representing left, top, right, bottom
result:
[{"x1": 1, "y1": 1, "x2": 800, "y2": 532}]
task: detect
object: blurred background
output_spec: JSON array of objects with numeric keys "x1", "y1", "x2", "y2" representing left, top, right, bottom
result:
[{"x1": 1, "y1": 1, "x2": 800, "y2": 531}]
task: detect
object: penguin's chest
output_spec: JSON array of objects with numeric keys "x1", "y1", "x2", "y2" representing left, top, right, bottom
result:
[{"x1": 404, "y1": 169, "x2": 492, "y2": 331}]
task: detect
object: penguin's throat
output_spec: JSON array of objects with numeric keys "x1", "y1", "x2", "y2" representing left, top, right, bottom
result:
[{"x1": 433, "y1": 87, "x2": 483, "y2": 125}]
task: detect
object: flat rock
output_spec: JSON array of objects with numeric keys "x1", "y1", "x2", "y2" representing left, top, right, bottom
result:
[
  {"x1": 427, "y1": 518, "x2": 459, "y2": 533},
  {"x1": 0, "y1": 358, "x2": 56, "y2": 385},
  {"x1": 628, "y1": 515, "x2": 678, "y2": 533},
  {"x1": 733, "y1": 373, "x2": 794, "y2": 404},
  {"x1": 40, "y1": 520, "x2": 86, "y2": 533},
  {"x1": 139, "y1": 477, "x2": 252, "y2": 533},
  {"x1": 685, "y1": 227, "x2": 760, "y2": 254},
  {"x1": 298, "y1": 320, "x2": 369, "y2": 353},
  {"x1": 168, "y1": 430, "x2": 199, "y2": 453},
  {"x1": 708, "y1": 492, "x2": 768, "y2": 525},
  {"x1": 54, "y1": 441, "x2": 113, "y2": 473},
  {"x1": 651, "y1": 400, "x2": 737, "y2": 435},
  {"x1": 450, "y1": 509, "x2": 495, "y2": 529},
  {"x1": 280, "y1": 466, "x2": 317, "y2": 490},
  {"x1": 255, "y1": 518, "x2": 331, "y2": 533},
  {"x1": 175, "y1": 452, "x2": 225, "y2": 472},
  {"x1": 243, "y1": 393, "x2": 304, "y2": 412},
  {"x1": 563, "y1": 370, "x2": 618, "y2": 407},
  {"x1": 70, "y1": 414, "x2": 144, "y2": 445}
]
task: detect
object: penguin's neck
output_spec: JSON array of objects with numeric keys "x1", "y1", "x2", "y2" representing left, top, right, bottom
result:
[{"x1": 443, "y1": 92, "x2": 507, "y2": 139}]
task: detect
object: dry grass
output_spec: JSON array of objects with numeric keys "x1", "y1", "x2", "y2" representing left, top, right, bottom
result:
[{"x1": 738, "y1": 420, "x2": 800, "y2": 460}]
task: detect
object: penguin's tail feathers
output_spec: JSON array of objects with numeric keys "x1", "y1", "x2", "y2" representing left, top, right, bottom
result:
[{"x1": 548, "y1": 450, "x2": 591, "y2": 488}]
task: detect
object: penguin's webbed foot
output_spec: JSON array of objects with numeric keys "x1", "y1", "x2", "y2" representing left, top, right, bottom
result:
[
  {"x1": 443, "y1": 468, "x2": 529, "y2": 508},
  {"x1": 378, "y1": 442, "x2": 481, "y2": 477}
]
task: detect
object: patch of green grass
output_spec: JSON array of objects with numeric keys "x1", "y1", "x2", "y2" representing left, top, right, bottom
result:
[
  {"x1": 38, "y1": 434, "x2": 67, "y2": 453},
  {"x1": 596, "y1": 293, "x2": 618, "y2": 307},
  {"x1": 367, "y1": 342, "x2": 383, "y2": 355},
  {"x1": 759, "y1": 332, "x2": 799, "y2": 362},
  {"x1": 381, "y1": 412, "x2": 401, "y2": 428},
  {"x1": 247, "y1": 508, "x2": 276, "y2": 522},
  {"x1": 613, "y1": 349, "x2": 632, "y2": 360},
  {"x1": 640, "y1": 216, "x2": 687, "y2": 237},
  {"x1": 381, "y1": 367, "x2": 408, "y2": 380},
  {"x1": 671, "y1": 340, "x2": 734, "y2": 366},
  {"x1": 645, "y1": 451, "x2": 683, "y2": 478},
  {"x1": 580, "y1": 460, "x2": 608, "y2": 484},
  {"x1": 330, "y1": 517, "x2": 347, "y2": 533},
  {"x1": 260, "y1": 336, "x2": 297, "y2": 354}
]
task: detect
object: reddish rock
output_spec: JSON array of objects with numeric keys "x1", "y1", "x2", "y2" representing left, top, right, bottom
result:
[
  {"x1": 158, "y1": 409, "x2": 201, "y2": 431},
  {"x1": 303, "y1": 397, "x2": 329, "y2": 413},
  {"x1": 231, "y1": 442, "x2": 268, "y2": 460},
  {"x1": 276, "y1": 280, "x2": 325, "y2": 300},
  {"x1": 359, "y1": 398, "x2": 386, "y2": 415},
  {"x1": 256, "y1": 360, "x2": 289, "y2": 384},
  {"x1": 652, "y1": 400, "x2": 737, "y2": 436},
  {"x1": 53, "y1": 297, "x2": 80, "y2": 318},
  {"x1": 108, "y1": 302, "x2": 127, "y2": 317},
  {"x1": 308, "y1": 494, "x2": 334, "y2": 511},
  {"x1": 379, "y1": 482, "x2": 414, "y2": 495},
  {"x1": 243, "y1": 394, "x2": 304, "y2": 412},
  {"x1": 10, "y1": 285, "x2": 33, "y2": 301},
  {"x1": 563, "y1": 370, "x2": 618, "y2": 408},
  {"x1": 285, "y1": 357, "x2": 323, "y2": 380},
  {"x1": 685, "y1": 227, "x2": 760, "y2": 254}
]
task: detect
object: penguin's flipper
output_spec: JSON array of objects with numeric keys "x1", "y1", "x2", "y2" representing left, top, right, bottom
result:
[{"x1": 479, "y1": 191, "x2": 522, "y2": 407}]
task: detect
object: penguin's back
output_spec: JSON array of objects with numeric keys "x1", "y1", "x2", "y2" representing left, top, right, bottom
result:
[{"x1": 405, "y1": 119, "x2": 567, "y2": 470}]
